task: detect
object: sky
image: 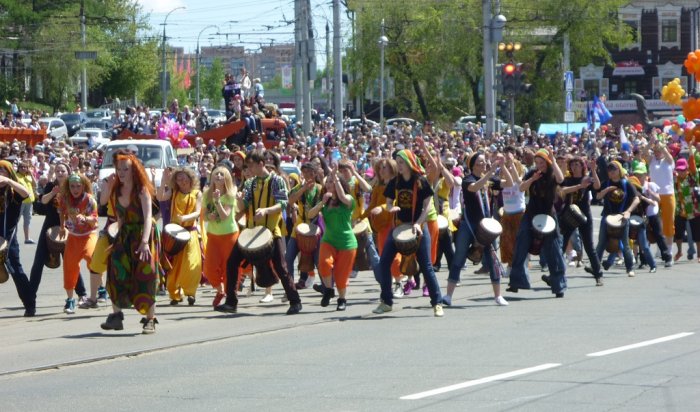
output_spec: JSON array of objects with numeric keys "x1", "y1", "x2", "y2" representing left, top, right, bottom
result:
[{"x1": 136, "y1": 0, "x2": 351, "y2": 69}]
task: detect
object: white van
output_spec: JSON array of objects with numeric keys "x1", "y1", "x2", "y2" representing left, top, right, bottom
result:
[{"x1": 99, "y1": 139, "x2": 179, "y2": 190}]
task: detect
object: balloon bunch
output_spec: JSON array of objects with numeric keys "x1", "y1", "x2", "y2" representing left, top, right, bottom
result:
[
  {"x1": 156, "y1": 118, "x2": 190, "y2": 148},
  {"x1": 682, "y1": 97, "x2": 700, "y2": 122},
  {"x1": 684, "y1": 50, "x2": 700, "y2": 77},
  {"x1": 661, "y1": 78, "x2": 685, "y2": 106}
]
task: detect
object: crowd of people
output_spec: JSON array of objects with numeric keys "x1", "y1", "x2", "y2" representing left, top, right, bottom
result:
[{"x1": 1, "y1": 80, "x2": 697, "y2": 334}]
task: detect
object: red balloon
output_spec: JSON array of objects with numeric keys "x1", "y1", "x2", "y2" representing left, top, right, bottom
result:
[
  {"x1": 663, "y1": 119, "x2": 672, "y2": 126},
  {"x1": 635, "y1": 123, "x2": 643, "y2": 131},
  {"x1": 601, "y1": 125, "x2": 608, "y2": 132}
]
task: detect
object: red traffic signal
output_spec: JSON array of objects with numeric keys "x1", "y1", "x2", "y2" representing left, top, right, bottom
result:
[{"x1": 503, "y1": 63, "x2": 516, "y2": 76}]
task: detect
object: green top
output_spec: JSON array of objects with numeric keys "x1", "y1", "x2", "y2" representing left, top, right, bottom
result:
[
  {"x1": 321, "y1": 198, "x2": 357, "y2": 250},
  {"x1": 205, "y1": 194, "x2": 238, "y2": 235}
]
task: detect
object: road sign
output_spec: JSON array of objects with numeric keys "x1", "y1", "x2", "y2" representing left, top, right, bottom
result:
[
  {"x1": 565, "y1": 91, "x2": 573, "y2": 111},
  {"x1": 564, "y1": 71, "x2": 574, "y2": 91},
  {"x1": 564, "y1": 111, "x2": 575, "y2": 122},
  {"x1": 75, "y1": 51, "x2": 97, "y2": 60}
]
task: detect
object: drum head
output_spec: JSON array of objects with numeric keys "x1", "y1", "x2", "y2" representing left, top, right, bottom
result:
[
  {"x1": 296, "y1": 223, "x2": 319, "y2": 236},
  {"x1": 393, "y1": 223, "x2": 417, "y2": 242},
  {"x1": 605, "y1": 214, "x2": 624, "y2": 227},
  {"x1": 437, "y1": 215, "x2": 448, "y2": 230},
  {"x1": 629, "y1": 215, "x2": 643, "y2": 227},
  {"x1": 532, "y1": 214, "x2": 555, "y2": 234},
  {"x1": 480, "y1": 218, "x2": 503, "y2": 235},
  {"x1": 238, "y1": 226, "x2": 273, "y2": 249},
  {"x1": 352, "y1": 220, "x2": 368, "y2": 235},
  {"x1": 107, "y1": 222, "x2": 119, "y2": 238},
  {"x1": 237, "y1": 217, "x2": 247, "y2": 228},
  {"x1": 448, "y1": 209, "x2": 461, "y2": 222},
  {"x1": 164, "y1": 223, "x2": 191, "y2": 242},
  {"x1": 570, "y1": 204, "x2": 582, "y2": 214},
  {"x1": 46, "y1": 226, "x2": 67, "y2": 243}
]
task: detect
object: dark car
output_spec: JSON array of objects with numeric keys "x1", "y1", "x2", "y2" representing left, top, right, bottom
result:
[
  {"x1": 60, "y1": 112, "x2": 87, "y2": 137},
  {"x1": 82, "y1": 119, "x2": 114, "y2": 131}
]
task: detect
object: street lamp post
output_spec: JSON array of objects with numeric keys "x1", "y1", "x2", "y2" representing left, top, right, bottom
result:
[
  {"x1": 161, "y1": 6, "x2": 186, "y2": 110},
  {"x1": 196, "y1": 25, "x2": 219, "y2": 107},
  {"x1": 378, "y1": 19, "x2": 388, "y2": 132}
]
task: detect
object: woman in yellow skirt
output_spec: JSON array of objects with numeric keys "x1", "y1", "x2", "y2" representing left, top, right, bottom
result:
[{"x1": 164, "y1": 167, "x2": 203, "y2": 306}]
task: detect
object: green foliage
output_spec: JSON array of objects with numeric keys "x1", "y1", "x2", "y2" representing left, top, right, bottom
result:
[{"x1": 200, "y1": 58, "x2": 225, "y2": 104}]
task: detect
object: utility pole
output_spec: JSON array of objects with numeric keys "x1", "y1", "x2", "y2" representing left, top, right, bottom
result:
[
  {"x1": 301, "y1": 0, "x2": 312, "y2": 134},
  {"x1": 482, "y1": 0, "x2": 495, "y2": 136},
  {"x1": 326, "y1": 21, "x2": 331, "y2": 112},
  {"x1": 162, "y1": 7, "x2": 185, "y2": 110},
  {"x1": 379, "y1": 19, "x2": 387, "y2": 131},
  {"x1": 294, "y1": 0, "x2": 303, "y2": 127},
  {"x1": 333, "y1": 0, "x2": 343, "y2": 132},
  {"x1": 80, "y1": 0, "x2": 87, "y2": 110}
]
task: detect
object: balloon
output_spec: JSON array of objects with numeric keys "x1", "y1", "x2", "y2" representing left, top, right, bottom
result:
[
  {"x1": 601, "y1": 125, "x2": 608, "y2": 132},
  {"x1": 179, "y1": 139, "x2": 191, "y2": 148},
  {"x1": 682, "y1": 97, "x2": 700, "y2": 122},
  {"x1": 663, "y1": 119, "x2": 672, "y2": 126},
  {"x1": 661, "y1": 78, "x2": 686, "y2": 107},
  {"x1": 635, "y1": 123, "x2": 643, "y2": 132},
  {"x1": 678, "y1": 115, "x2": 686, "y2": 123},
  {"x1": 685, "y1": 50, "x2": 700, "y2": 77}
]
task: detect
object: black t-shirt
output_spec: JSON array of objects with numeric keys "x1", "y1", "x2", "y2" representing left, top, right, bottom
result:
[
  {"x1": 42, "y1": 181, "x2": 62, "y2": 228},
  {"x1": 602, "y1": 179, "x2": 638, "y2": 216},
  {"x1": 524, "y1": 169, "x2": 558, "y2": 216},
  {"x1": 462, "y1": 174, "x2": 489, "y2": 225},
  {"x1": 562, "y1": 176, "x2": 592, "y2": 214},
  {"x1": 0, "y1": 187, "x2": 26, "y2": 238},
  {"x1": 384, "y1": 175, "x2": 434, "y2": 224}
]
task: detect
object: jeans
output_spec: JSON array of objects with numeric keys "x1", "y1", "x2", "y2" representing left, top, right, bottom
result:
[
  {"x1": 435, "y1": 229, "x2": 455, "y2": 270},
  {"x1": 225, "y1": 237, "x2": 300, "y2": 307},
  {"x1": 449, "y1": 218, "x2": 497, "y2": 284},
  {"x1": 29, "y1": 222, "x2": 87, "y2": 299},
  {"x1": 285, "y1": 236, "x2": 319, "y2": 282},
  {"x1": 509, "y1": 214, "x2": 567, "y2": 294},
  {"x1": 687, "y1": 219, "x2": 696, "y2": 256},
  {"x1": 636, "y1": 221, "x2": 656, "y2": 270},
  {"x1": 7, "y1": 232, "x2": 33, "y2": 311},
  {"x1": 561, "y1": 208, "x2": 601, "y2": 276},
  {"x1": 646, "y1": 215, "x2": 671, "y2": 262},
  {"x1": 378, "y1": 223, "x2": 441, "y2": 306},
  {"x1": 596, "y1": 217, "x2": 634, "y2": 272},
  {"x1": 365, "y1": 233, "x2": 381, "y2": 283}
]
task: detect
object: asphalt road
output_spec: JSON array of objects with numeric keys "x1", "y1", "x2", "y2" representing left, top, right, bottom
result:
[{"x1": 1, "y1": 208, "x2": 698, "y2": 411}]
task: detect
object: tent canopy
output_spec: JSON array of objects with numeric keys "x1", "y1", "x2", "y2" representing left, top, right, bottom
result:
[{"x1": 537, "y1": 123, "x2": 589, "y2": 136}]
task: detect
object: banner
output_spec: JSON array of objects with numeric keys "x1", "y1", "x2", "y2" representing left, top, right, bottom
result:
[{"x1": 281, "y1": 65, "x2": 293, "y2": 89}]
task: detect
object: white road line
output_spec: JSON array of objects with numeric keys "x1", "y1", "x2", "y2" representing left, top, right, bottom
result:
[
  {"x1": 587, "y1": 332, "x2": 694, "y2": 357},
  {"x1": 400, "y1": 363, "x2": 561, "y2": 400}
]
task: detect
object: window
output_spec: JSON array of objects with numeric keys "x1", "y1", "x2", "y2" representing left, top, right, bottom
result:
[
  {"x1": 623, "y1": 80, "x2": 637, "y2": 96},
  {"x1": 661, "y1": 19, "x2": 678, "y2": 43},
  {"x1": 583, "y1": 79, "x2": 600, "y2": 98},
  {"x1": 624, "y1": 19, "x2": 639, "y2": 44}
]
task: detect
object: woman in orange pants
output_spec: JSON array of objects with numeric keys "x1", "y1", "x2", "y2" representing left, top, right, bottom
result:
[
  {"x1": 203, "y1": 166, "x2": 239, "y2": 307},
  {"x1": 308, "y1": 167, "x2": 357, "y2": 311},
  {"x1": 59, "y1": 173, "x2": 98, "y2": 315}
]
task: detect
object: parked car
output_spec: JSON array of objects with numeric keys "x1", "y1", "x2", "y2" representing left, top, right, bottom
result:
[
  {"x1": 99, "y1": 139, "x2": 178, "y2": 189},
  {"x1": 70, "y1": 128, "x2": 111, "y2": 149},
  {"x1": 386, "y1": 117, "x2": 420, "y2": 133},
  {"x1": 60, "y1": 112, "x2": 87, "y2": 137},
  {"x1": 86, "y1": 109, "x2": 111, "y2": 121},
  {"x1": 38, "y1": 117, "x2": 68, "y2": 140},
  {"x1": 206, "y1": 109, "x2": 227, "y2": 125},
  {"x1": 453, "y1": 115, "x2": 523, "y2": 135},
  {"x1": 346, "y1": 118, "x2": 379, "y2": 131},
  {"x1": 82, "y1": 119, "x2": 114, "y2": 131}
]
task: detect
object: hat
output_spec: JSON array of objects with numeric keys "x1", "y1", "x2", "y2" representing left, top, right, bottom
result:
[
  {"x1": 364, "y1": 168, "x2": 374, "y2": 178},
  {"x1": 675, "y1": 158, "x2": 688, "y2": 171},
  {"x1": 627, "y1": 176, "x2": 643, "y2": 189},
  {"x1": 534, "y1": 149, "x2": 552, "y2": 166},
  {"x1": 607, "y1": 160, "x2": 627, "y2": 176},
  {"x1": 632, "y1": 162, "x2": 647, "y2": 175}
]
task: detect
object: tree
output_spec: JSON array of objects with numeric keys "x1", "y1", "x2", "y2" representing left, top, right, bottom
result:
[{"x1": 200, "y1": 58, "x2": 224, "y2": 106}]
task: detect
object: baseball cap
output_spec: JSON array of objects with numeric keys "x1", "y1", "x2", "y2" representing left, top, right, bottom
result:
[{"x1": 675, "y1": 158, "x2": 688, "y2": 171}]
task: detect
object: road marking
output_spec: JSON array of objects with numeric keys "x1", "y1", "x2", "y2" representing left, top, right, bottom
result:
[
  {"x1": 400, "y1": 363, "x2": 561, "y2": 400},
  {"x1": 587, "y1": 332, "x2": 694, "y2": 357}
]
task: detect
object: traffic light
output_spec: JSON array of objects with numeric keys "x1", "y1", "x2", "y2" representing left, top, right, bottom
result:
[
  {"x1": 502, "y1": 62, "x2": 517, "y2": 96},
  {"x1": 497, "y1": 99, "x2": 509, "y2": 120},
  {"x1": 513, "y1": 63, "x2": 534, "y2": 95}
]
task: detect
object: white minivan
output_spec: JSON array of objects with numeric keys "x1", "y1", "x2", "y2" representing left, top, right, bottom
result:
[{"x1": 99, "y1": 139, "x2": 179, "y2": 190}]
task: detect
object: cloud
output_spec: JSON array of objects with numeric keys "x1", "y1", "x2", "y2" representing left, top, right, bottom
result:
[{"x1": 136, "y1": 0, "x2": 187, "y2": 14}]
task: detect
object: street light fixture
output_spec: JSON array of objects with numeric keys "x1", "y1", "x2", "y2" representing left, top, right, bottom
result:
[
  {"x1": 161, "y1": 6, "x2": 186, "y2": 110},
  {"x1": 196, "y1": 24, "x2": 219, "y2": 106},
  {"x1": 378, "y1": 19, "x2": 388, "y2": 131}
]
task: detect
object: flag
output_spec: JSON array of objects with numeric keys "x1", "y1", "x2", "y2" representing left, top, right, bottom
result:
[
  {"x1": 586, "y1": 100, "x2": 594, "y2": 131},
  {"x1": 593, "y1": 95, "x2": 612, "y2": 125},
  {"x1": 619, "y1": 125, "x2": 629, "y2": 144}
]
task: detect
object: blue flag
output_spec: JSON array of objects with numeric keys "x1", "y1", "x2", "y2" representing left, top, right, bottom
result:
[
  {"x1": 593, "y1": 95, "x2": 612, "y2": 125},
  {"x1": 586, "y1": 100, "x2": 594, "y2": 131}
]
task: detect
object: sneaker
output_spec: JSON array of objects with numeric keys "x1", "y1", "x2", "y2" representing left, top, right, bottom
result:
[
  {"x1": 169, "y1": 299, "x2": 181, "y2": 306},
  {"x1": 78, "y1": 298, "x2": 98, "y2": 309},
  {"x1": 433, "y1": 304, "x2": 444, "y2": 317},
  {"x1": 495, "y1": 296, "x2": 509, "y2": 306},
  {"x1": 187, "y1": 296, "x2": 196, "y2": 306},
  {"x1": 664, "y1": 260, "x2": 672, "y2": 268},
  {"x1": 140, "y1": 317, "x2": 158, "y2": 334},
  {"x1": 25, "y1": 239, "x2": 35, "y2": 244},
  {"x1": 422, "y1": 285, "x2": 429, "y2": 297},
  {"x1": 212, "y1": 292, "x2": 225, "y2": 308},
  {"x1": 584, "y1": 266, "x2": 602, "y2": 278},
  {"x1": 295, "y1": 280, "x2": 307, "y2": 289},
  {"x1": 372, "y1": 302, "x2": 392, "y2": 314},
  {"x1": 403, "y1": 279, "x2": 416, "y2": 296},
  {"x1": 602, "y1": 261, "x2": 611, "y2": 271},
  {"x1": 555, "y1": 292, "x2": 564, "y2": 298},
  {"x1": 100, "y1": 312, "x2": 124, "y2": 330},
  {"x1": 650, "y1": 267, "x2": 657, "y2": 273},
  {"x1": 541, "y1": 274, "x2": 551, "y2": 287},
  {"x1": 259, "y1": 293, "x2": 274, "y2": 303},
  {"x1": 286, "y1": 302, "x2": 302, "y2": 315},
  {"x1": 615, "y1": 258, "x2": 624, "y2": 266},
  {"x1": 63, "y1": 298, "x2": 75, "y2": 314},
  {"x1": 97, "y1": 286, "x2": 108, "y2": 303},
  {"x1": 595, "y1": 277, "x2": 604, "y2": 286},
  {"x1": 214, "y1": 303, "x2": 237, "y2": 313},
  {"x1": 313, "y1": 284, "x2": 324, "y2": 294},
  {"x1": 320, "y1": 289, "x2": 333, "y2": 307},
  {"x1": 627, "y1": 271, "x2": 636, "y2": 277},
  {"x1": 441, "y1": 295, "x2": 452, "y2": 307},
  {"x1": 336, "y1": 298, "x2": 347, "y2": 311},
  {"x1": 392, "y1": 282, "x2": 404, "y2": 298}
]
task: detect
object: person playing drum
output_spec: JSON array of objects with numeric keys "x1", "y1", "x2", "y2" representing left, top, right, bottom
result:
[
  {"x1": 0, "y1": 160, "x2": 33, "y2": 316},
  {"x1": 162, "y1": 167, "x2": 203, "y2": 305},
  {"x1": 216, "y1": 151, "x2": 302, "y2": 315},
  {"x1": 444, "y1": 152, "x2": 508, "y2": 307},
  {"x1": 307, "y1": 166, "x2": 357, "y2": 311},
  {"x1": 595, "y1": 160, "x2": 640, "y2": 277},
  {"x1": 373, "y1": 149, "x2": 444, "y2": 317},
  {"x1": 627, "y1": 176, "x2": 658, "y2": 273},
  {"x1": 203, "y1": 166, "x2": 239, "y2": 308},
  {"x1": 58, "y1": 173, "x2": 98, "y2": 314},
  {"x1": 286, "y1": 162, "x2": 322, "y2": 289},
  {"x1": 101, "y1": 152, "x2": 161, "y2": 334},
  {"x1": 507, "y1": 148, "x2": 568, "y2": 298},
  {"x1": 559, "y1": 156, "x2": 604, "y2": 286}
]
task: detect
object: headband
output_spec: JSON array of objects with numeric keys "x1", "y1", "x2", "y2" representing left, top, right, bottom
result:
[{"x1": 68, "y1": 173, "x2": 82, "y2": 183}]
